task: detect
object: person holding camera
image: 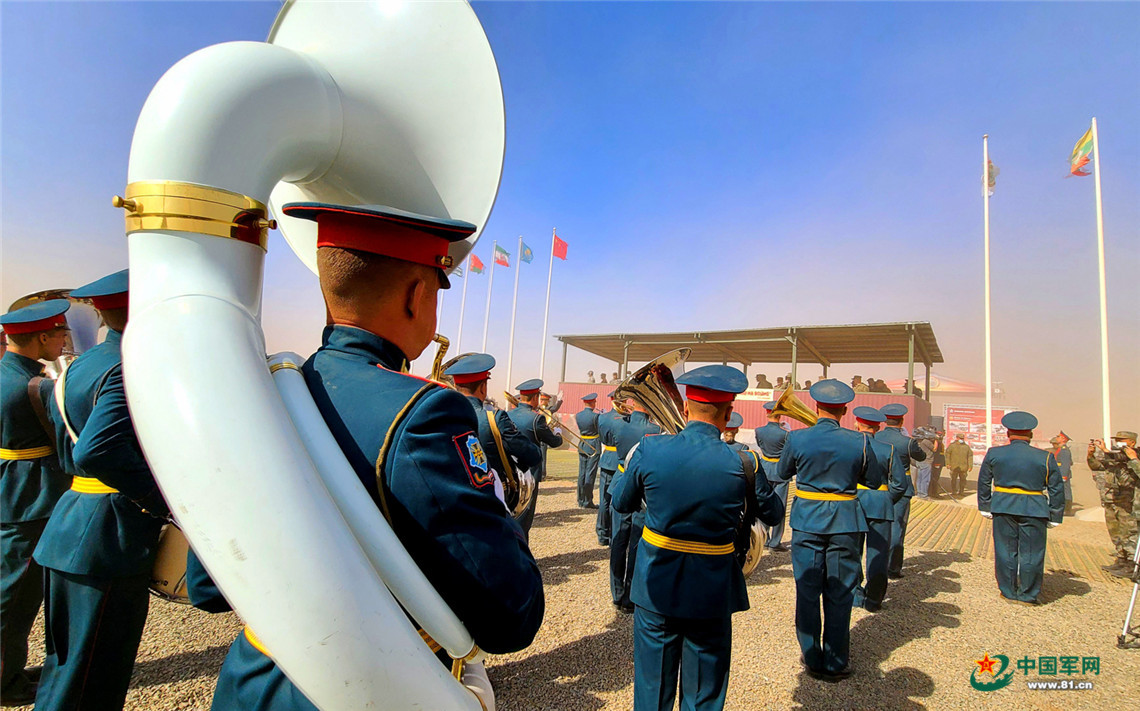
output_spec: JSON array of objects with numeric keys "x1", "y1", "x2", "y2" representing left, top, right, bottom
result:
[{"x1": 1088, "y1": 430, "x2": 1139, "y2": 577}]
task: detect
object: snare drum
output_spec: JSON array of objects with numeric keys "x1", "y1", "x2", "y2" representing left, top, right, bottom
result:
[{"x1": 149, "y1": 523, "x2": 191, "y2": 604}]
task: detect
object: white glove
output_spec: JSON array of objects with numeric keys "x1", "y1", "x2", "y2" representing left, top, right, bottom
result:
[
  {"x1": 553, "y1": 427, "x2": 563, "y2": 437},
  {"x1": 489, "y1": 469, "x2": 507, "y2": 509},
  {"x1": 461, "y1": 660, "x2": 496, "y2": 711},
  {"x1": 1048, "y1": 521, "x2": 1060, "y2": 528},
  {"x1": 979, "y1": 511, "x2": 993, "y2": 519}
]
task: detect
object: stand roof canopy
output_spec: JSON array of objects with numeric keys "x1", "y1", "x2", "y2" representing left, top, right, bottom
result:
[{"x1": 555, "y1": 321, "x2": 943, "y2": 368}]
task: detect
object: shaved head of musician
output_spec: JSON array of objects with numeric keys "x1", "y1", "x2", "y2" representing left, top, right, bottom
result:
[
  {"x1": 611, "y1": 365, "x2": 784, "y2": 711},
  {"x1": 209, "y1": 203, "x2": 545, "y2": 711}
]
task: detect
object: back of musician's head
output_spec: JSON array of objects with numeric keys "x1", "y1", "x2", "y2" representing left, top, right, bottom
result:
[{"x1": 686, "y1": 399, "x2": 733, "y2": 427}]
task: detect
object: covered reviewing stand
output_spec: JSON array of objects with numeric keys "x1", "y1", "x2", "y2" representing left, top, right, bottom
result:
[{"x1": 555, "y1": 321, "x2": 943, "y2": 431}]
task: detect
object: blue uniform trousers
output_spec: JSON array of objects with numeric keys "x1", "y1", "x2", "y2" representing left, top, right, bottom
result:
[
  {"x1": 914, "y1": 462, "x2": 932, "y2": 498},
  {"x1": 33, "y1": 570, "x2": 150, "y2": 711},
  {"x1": 516, "y1": 479, "x2": 541, "y2": 540},
  {"x1": 992, "y1": 514, "x2": 1047, "y2": 603},
  {"x1": 852, "y1": 519, "x2": 892, "y2": 611},
  {"x1": 633, "y1": 607, "x2": 731, "y2": 711},
  {"x1": 790, "y1": 530, "x2": 861, "y2": 674},
  {"x1": 888, "y1": 497, "x2": 911, "y2": 576},
  {"x1": 212, "y1": 633, "x2": 319, "y2": 711},
  {"x1": 610, "y1": 511, "x2": 644, "y2": 607},
  {"x1": 596, "y1": 469, "x2": 614, "y2": 546},
  {"x1": 0, "y1": 519, "x2": 47, "y2": 689},
  {"x1": 762, "y1": 480, "x2": 789, "y2": 548},
  {"x1": 577, "y1": 448, "x2": 600, "y2": 507}
]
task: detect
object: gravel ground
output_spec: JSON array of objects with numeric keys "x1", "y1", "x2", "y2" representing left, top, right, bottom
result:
[{"x1": 17, "y1": 451, "x2": 1139, "y2": 710}]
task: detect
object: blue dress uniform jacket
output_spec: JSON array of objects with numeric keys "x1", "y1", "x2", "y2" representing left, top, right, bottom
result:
[
  {"x1": 876, "y1": 426, "x2": 925, "y2": 577},
  {"x1": 32, "y1": 329, "x2": 168, "y2": 711},
  {"x1": 505, "y1": 403, "x2": 563, "y2": 536},
  {"x1": 977, "y1": 440, "x2": 1065, "y2": 604},
  {"x1": 775, "y1": 418, "x2": 879, "y2": 676},
  {"x1": 612, "y1": 421, "x2": 784, "y2": 619},
  {"x1": 1, "y1": 351, "x2": 67, "y2": 695},
  {"x1": 726, "y1": 441, "x2": 749, "y2": 453},
  {"x1": 611, "y1": 421, "x2": 783, "y2": 711},
  {"x1": 212, "y1": 326, "x2": 545, "y2": 711},
  {"x1": 575, "y1": 407, "x2": 601, "y2": 507},
  {"x1": 608, "y1": 412, "x2": 661, "y2": 608},
  {"x1": 853, "y1": 436, "x2": 905, "y2": 611},
  {"x1": 595, "y1": 408, "x2": 627, "y2": 546},
  {"x1": 753, "y1": 422, "x2": 788, "y2": 481},
  {"x1": 465, "y1": 395, "x2": 542, "y2": 505}
]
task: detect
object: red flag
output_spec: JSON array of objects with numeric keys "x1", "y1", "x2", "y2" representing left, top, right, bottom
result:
[
  {"x1": 470, "y1": 254, "x2": 485, "y2": 274},
  {"x1": 552, "y1": 233, "x2": 568, "y2": 260}
]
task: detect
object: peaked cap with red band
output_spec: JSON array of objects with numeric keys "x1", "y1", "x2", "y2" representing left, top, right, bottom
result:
[
  {"x1": 444, "y1": 353, "x2": 496, "y2": 385},
  {"x1": 852, "y1": 405, "x2": 886, "y2": 425},
  {"x1": 1, "y1": 299, "x2": 70, "y2": 335},
  {"x1": 282, "y1": 202, "x2": 476, "y2": 289},
  {"x1": 71, "y1": 269, "x2": 129, "y2": 310},
  {"x1": 676, "y1": 365, "x2": 748, "y2": 404},
  {"x1": 515, "y1": 378, "x2": 544, "y2": 396}
]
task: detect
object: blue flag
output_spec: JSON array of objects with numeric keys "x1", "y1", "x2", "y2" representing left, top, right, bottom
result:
[{"x1": 521, "y1": 241, "x2": 534, "y2": 264}]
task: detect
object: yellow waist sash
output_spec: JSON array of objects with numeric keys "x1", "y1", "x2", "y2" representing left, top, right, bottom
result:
[
  {"x1": 857, "y1": 484, "x2": 889, "y2": 491},
  {"x1": 0, "y1": 446, "x2": 54, "y2": 461},
  {"x1": 760, "y1": 454, "x2": 779, "y2": 463},
  {"x1": 795, "y1": 490, "x2": 856, "y2": 501},
  {"x1": 602, "y1": 444, "x2": 617, "y2": 452},
  {"x1": 580, "y1": 434, "x2": 599, "y2": 440},
  {"x1": 993, "y1": 485, "x2": 1044, "y2": 496},
  {"x1": 641, "y1": 527, "x2": 734, "y2": 555},
  {"x1": 71, "y1": 476, "x2": 120, "y2": 494}
]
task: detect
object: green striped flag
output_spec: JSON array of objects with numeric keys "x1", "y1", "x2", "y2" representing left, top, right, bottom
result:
[{"x1": 1069, "y1": 127, "x2": 1093, "y2": 177}]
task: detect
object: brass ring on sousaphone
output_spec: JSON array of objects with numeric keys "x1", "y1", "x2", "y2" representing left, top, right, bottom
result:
[
  {"x1": 149, "y1": 523, "x2": 191, "y2": 604},
  {"x1": 614, "y1": 348, "x2": 767, "y2": 576}
]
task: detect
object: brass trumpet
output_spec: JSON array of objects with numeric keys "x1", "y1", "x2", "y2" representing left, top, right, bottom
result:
[
  {"x1": 503, "y1": 391, "x2": 587, "y2": 453},
  {"x1": 770, "y1": 386, "x2": 818, "y2": 427}
]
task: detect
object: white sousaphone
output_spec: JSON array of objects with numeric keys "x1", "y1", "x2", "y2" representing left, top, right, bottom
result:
[{"x1": 119, "y1": 1, "x2": 503, "y2": 708}]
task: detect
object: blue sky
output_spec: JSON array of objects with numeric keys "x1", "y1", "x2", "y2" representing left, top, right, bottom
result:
[{"x1": 2, "y1": 1, "x2": 1137, "y2": 437}]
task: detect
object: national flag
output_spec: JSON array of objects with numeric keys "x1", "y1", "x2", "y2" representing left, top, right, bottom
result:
[
  {"x1": 494, "y1": 245, "x2": 510, "y2": 267},
  {"x1": 453, "y1": 266, "x2": 464, "y2": 278},
  {"x1": 521, "y1": 241, "x2": 534, "y2": 264},
  {"x1": 986, "y1": 159, "x2": 999, "y2": 197},
  {"x1": 1069, "y1": 127, "x2": 1093, "y2": 177},
  {"x1": 469, "y1": 254, "x2": 485, "y2": 274},
  {"x1": 552, "y1": 233, "x2": 569, "y2": 260}
]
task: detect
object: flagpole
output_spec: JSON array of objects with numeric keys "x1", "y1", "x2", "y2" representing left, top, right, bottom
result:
[
  {"x1": 983, "y1": 134, "x2": 993, "y2": 450},
  {"x1": 505, "y1": 235, "x2": 523, "y2": 389},
  {"x1": 538, "y1": 228, "x2": 556, "y2": 381},
  {"x1": 456, "y1": 256, "x2": 471, "y2": 352},
  {"x1": 1091, "y1": 117, "x2": 1111, "y2": 442},
  {"x1": 481, "y1": 241, "x2": 498, "y2": 351},
  {"x1": 436, "y1": 285, "x2": 445, "y2": 330}
]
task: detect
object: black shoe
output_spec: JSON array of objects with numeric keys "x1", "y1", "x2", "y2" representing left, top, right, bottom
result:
[
  {"x1": 806, "y1": 666, "x2": 852, "y2": 682},
  {"x1": 767, "y1": 543, "x2": 790, "y2": 553},
  {"x1": 616, "y1": 602, "x2": 634, "y2": 615},
  {"x1": 888, "y1": 572, "x2": 904, "y2": 580},
  {"x1": 0, "y1": 675, "x2": 38, "y2": 707},
  {"x1": 23, "y1": 667, "x2": 41, "y2": 684},
  {"x1": 863, "y1": 600, "x2": 882, "y2": 613},
  {"x1": 598, "y1": 539, "x2": 610, "y2": 547},
  {"x1": 585, "y1": 502, "x2": 598, "y2": 509}
]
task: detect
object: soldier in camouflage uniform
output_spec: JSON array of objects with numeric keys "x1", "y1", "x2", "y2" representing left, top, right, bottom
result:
[{"x1": 1087, "y1": 430, "x2": 1139, "y2": 577}]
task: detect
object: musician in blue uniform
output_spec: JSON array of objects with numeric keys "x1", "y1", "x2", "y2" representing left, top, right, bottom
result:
[
  {"x1": 211, "y1": 203, "x2": 545, "y2": 710},
  {"x1": 849, "y1": 406, "x2": 907, "y2": 613},
  {"x1": 722, "y1": 412, "x2": 749, "y2": 452},
  {"x1": 506, "y1": 379, "x2": 564, "y2": 538},
  {"x1": 611, "y1": 365, "x2": 784, "y2": 711},
  {"x1": 776, "y1": 380, "x2": 879, "y2": 681},
  {"x1": 31, "y1": 270, "x2": 171, "y2": 711},
  {"x1": 445, "y1": 353, "x2": 542, "y2": 515},
  {"x1": 575, "y1": 393, "x2": 601, "y2": 508},
  {"x1": 755, "y1": 401, "x2": 791, "y2": 552},
  {"x1": 0, "y1": 300, "x2": 70, "y2": 706},
  {"x1": 595, "y1": 391, "x2": 627, "y2": 546},
  {"x1": 977, "y1": 411, "x2": 1065, "y2": 605},
  {"x1": 609, "y1": 401, "x2": 661, "y2": 612},
  {"x1": 875, "y1": 403, "x2": 925, "y2": 579}
]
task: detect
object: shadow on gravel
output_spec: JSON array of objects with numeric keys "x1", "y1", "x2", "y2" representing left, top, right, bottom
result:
[
  {"x1": 492, "y1": 615, "x2": 634, "y2": 711},
  {"x1": 129, "y1": 643, "x2": 232, "y2": 689},
  {"x1": 532, "y1": 504, "x2": 594, "y2": 530},
  {"x1": 1038, "y1": 570, "x2": 1092, "y2": 604},
  {"x1": 538, "y1": 546, "x2": 610, "y2": 586},
  {"x1": 790, "y1": 550, "x2": 966, "y2": 709},
  {"x1": 746, "y1": 550, "x2": 795, "y2": 587}
]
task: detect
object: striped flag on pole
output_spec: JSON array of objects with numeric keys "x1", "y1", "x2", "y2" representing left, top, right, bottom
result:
[
  {"x1": 1069, "y1": 127, "x2": 1093, "y2": 177},
  {"x1": 470, "y1": 254, "x2": 485, "y2": 274},
  {"x1": 494, "y1": 244, "x2": 510, "y2": 267}
]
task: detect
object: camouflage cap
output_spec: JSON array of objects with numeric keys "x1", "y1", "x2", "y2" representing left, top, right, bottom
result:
[{"x1": 1112, "y1": 430, "x2": 1138, "y2": 441}]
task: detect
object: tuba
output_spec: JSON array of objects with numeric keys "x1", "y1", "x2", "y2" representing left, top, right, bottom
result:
[
  {"x1": 770, "y1": 386, "x2": 819, "y2": 427},
  {"x1": 118, "y1": 2, "x2": 503, "y2": 708}
]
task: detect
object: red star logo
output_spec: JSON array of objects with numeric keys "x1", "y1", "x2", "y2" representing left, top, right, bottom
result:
[{"x1": 976, "y1": 653, "x2": 997, "y2": 675}]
